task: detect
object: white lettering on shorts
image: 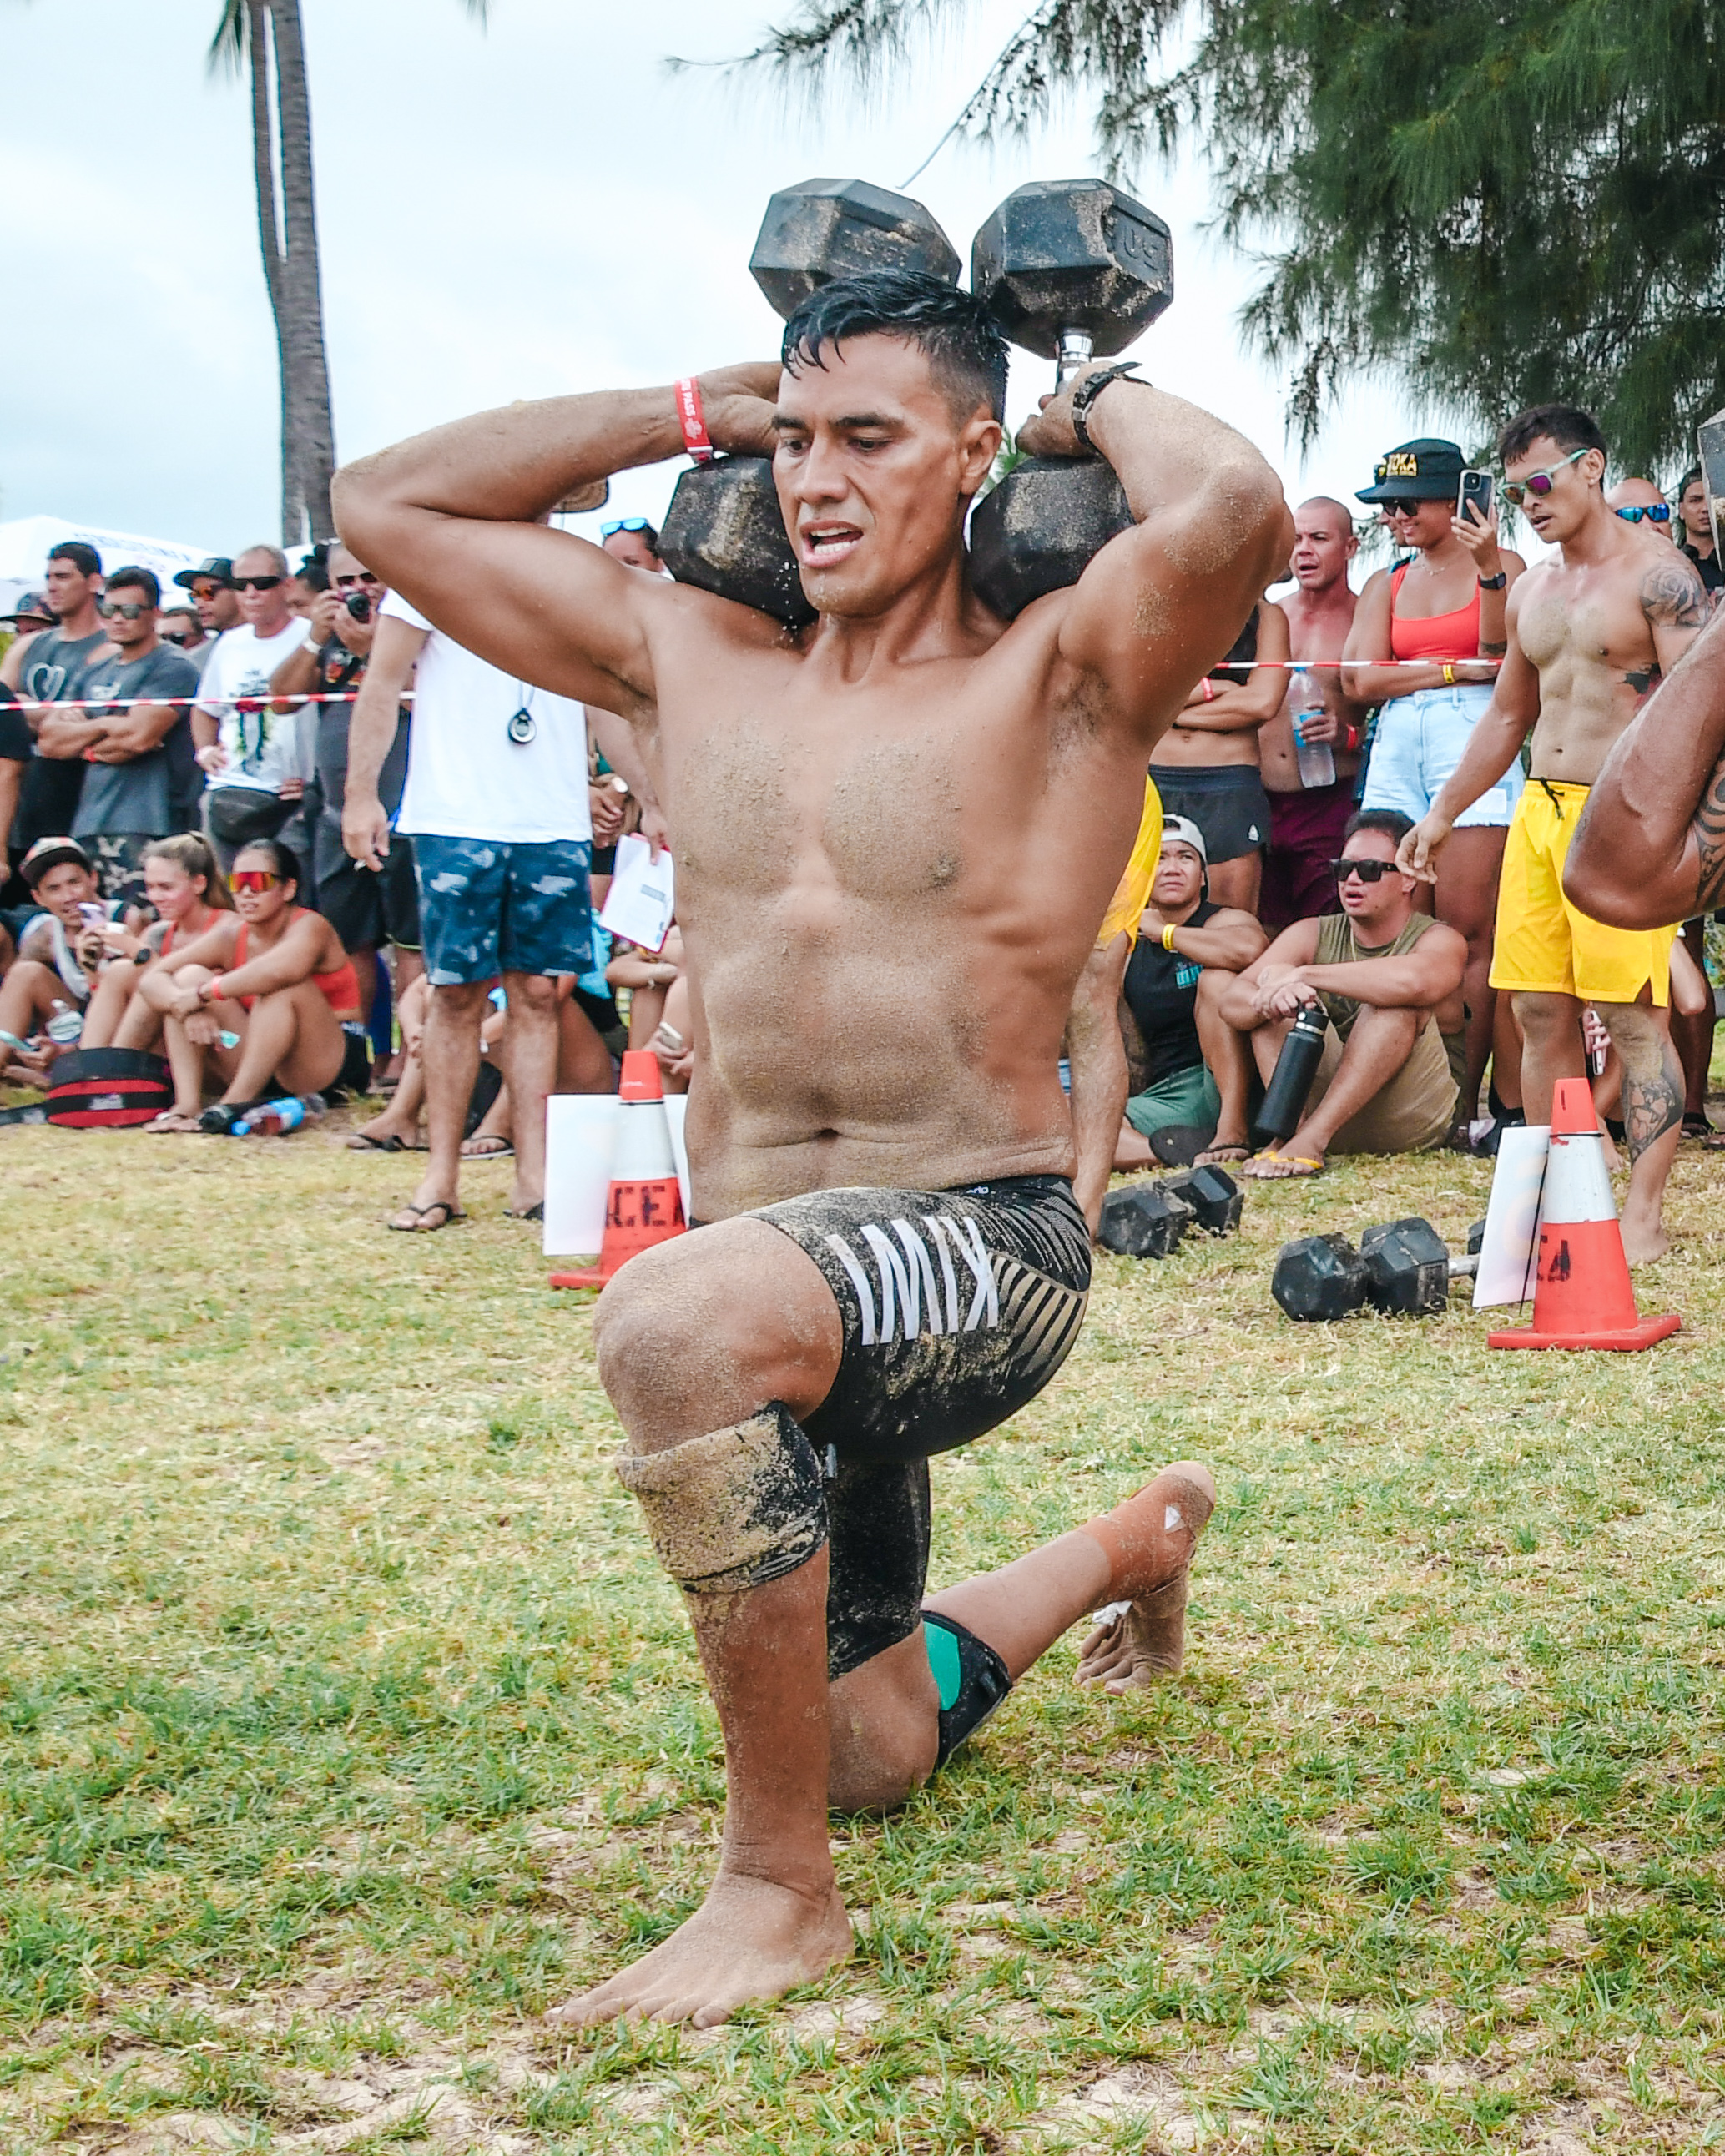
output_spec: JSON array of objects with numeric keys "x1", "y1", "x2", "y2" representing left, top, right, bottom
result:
[{"x1": 824, "y1": 1212, "x2": 999, "y2": 1348}]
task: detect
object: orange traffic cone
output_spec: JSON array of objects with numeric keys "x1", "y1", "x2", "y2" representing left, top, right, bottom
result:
[
  {"x1": 550, "y1": 1050, "x2": 687, "y2": 1290},
  {"x1": 1487, "y1": 1076, "x2": 1678, "y2": 1352}
]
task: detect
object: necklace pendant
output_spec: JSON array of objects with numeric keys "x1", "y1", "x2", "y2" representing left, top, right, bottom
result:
[{"x1": 507, "y1": 708, "x2": 537, "y2": 745}]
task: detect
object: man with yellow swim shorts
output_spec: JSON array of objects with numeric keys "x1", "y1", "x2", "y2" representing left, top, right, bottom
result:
[{"x1": 1400, "y1": 401, "x2": 1708, "y2": 1262}]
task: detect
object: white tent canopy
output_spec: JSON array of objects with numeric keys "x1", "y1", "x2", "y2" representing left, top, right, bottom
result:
[{"x1": 0, "y1": 515, "x2": 219, "y2": 619}]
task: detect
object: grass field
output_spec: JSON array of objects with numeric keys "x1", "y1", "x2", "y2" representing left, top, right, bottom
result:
[{"x1": 3, "y1": 1118, "x2": 1723, "y2": 2155}]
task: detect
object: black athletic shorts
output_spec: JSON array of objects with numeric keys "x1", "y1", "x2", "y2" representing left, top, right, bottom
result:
[
  {"x1": 312, "y1": 814, "x2": 421, "y2": 953},
  {"x1": 1148, "y1": 762, "x2": 1273, "y2": 865},
  {"x1": 750, "y1": 1174, "x2": 1092, "y2": 1676}
]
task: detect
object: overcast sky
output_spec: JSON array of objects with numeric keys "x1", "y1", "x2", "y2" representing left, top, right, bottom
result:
[{"x1": 3, "y1": 0, "x2": 1425, "y2": 562}]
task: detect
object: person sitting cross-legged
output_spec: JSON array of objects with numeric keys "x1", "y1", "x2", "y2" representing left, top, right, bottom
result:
[
  {"x1": 1112, "y1": 817, "x2": 1267, "y2": 1170},
  {"x1": 1219, "y1": 808, "x2": 1468, "y2": 1177}
]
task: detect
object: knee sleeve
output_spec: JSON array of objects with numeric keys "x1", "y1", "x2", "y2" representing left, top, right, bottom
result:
[
  {"x1": 614, "y1": 1403, "x2": 827, "y2": 1594},
  {"x1": 922, "y1": 1612, "x2": 1012, "y2": 1770}
]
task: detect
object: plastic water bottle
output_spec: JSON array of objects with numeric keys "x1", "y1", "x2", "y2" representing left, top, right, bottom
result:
[
  {"x1": 1255, "y1": 1005, "x2": 1329, "y2": 1144},
  {"x1": 1293, "y1": 693, "x2": 1336, "y2": 789},
  {"x1": 45, "y1": 1000, "x2": 83, "y2": 1046},
  {"x1": 232, "y1": 1092, "x2": 325, "y2": 1136}
]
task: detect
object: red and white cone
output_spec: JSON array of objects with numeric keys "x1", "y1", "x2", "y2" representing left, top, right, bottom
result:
[
  {"x1": 550, "y1": 1050, "x2": 687, "y2": 1290},
  {"x1": 1488, "y1": 1075, "x2": 1679, "y2": 1352}
]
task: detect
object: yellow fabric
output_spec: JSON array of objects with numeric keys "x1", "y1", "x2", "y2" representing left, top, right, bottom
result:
[
  {"x1": 1097, "y1": 777, "x2": 1163, "y2": 946},
  {"x1": 1490, "y1": 779, "x2": 1677, "y2": 1007}
]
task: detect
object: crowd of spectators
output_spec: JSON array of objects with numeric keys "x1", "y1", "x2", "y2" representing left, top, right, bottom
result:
[{"x1": 2, "y1": 406, "x2": 1719, "y2": 1240}]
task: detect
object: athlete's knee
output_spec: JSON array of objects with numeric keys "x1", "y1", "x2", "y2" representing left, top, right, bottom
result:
[{"x1": 614, "y1": 1398, "x2": 829, "y2": 1596}]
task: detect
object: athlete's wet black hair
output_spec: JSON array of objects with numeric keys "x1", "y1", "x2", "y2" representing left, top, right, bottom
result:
[{"x1": 781, "y1": 270, "x2": 1010, "y2": 425}]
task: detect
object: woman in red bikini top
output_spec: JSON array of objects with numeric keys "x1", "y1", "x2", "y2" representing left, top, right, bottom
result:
[
  {"x1": 1340, "y1": 437, "x2": 1528, "y2": 1138},
  {"x1": 79, "y1": 833, "x2": 235, "y2": 1051},
  {"x1": 139, "y1": 837, "x2": 361, "y2": 1131}
]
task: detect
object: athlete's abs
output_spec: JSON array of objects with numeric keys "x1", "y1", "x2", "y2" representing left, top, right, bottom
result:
[{"x1": 1517, "y1": 572, "x2": 1661, "y2": 786}]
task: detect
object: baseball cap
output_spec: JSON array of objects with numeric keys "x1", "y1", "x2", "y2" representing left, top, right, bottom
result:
[
  {"x1": 1356, "y1": 439, "x2": 1466, "y2": 503},
  {"x1": 2, "y1": 591, "x2": 52, "y2": 624},
  {"x1": 173, "y1": 557, "x2": 234, "y2": 590},
  {"x1": 20, "y1": 836, "x2": 94, "y2": 888},
  {"x1": 1159, "y1": 815, "x2": 1208, "y2": 864}
]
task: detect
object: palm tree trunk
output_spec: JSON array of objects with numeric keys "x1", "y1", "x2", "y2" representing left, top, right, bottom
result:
[{"x1": 246, "y1": 0, "x2": 336, "y2": 546}]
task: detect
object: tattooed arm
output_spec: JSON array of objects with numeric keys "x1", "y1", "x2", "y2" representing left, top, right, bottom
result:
[
  {"x1": 1566, "y1": 605, "x2": 1725, "y2": 926},
  {"x1": 1641, "y1": 557, "x2": 1710, "y2": 685}
]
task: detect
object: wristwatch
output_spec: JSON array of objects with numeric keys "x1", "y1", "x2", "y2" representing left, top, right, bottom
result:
[
  {"x1": 1070, "y1": 362, "x2": 1145, "y2": 452},
  {"x1": 1477, "y1": 571, "x2": 1508, "y2": 590}
]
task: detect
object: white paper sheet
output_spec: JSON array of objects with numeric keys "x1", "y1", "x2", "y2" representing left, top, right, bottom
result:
[
  {"x1": 1472, "y1": 1123, "x2": 1551, "y2": 1308},
  {"x1": 597, "y1": 834, "x2": 675, "y2": 953},
  {"x1": 542, "y1": 1093, "x2": 690, "y2": 1257}
]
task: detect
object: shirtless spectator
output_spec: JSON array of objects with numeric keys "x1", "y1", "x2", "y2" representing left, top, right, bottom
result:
[
  {"x1": 1401, "y1": 405, "x2": 1708, "y2": 1260},
  {"x1": 1606, "y1": 477, "x2": 1675, "y2": 531},
  {"x1": 1345, "y1": 439, "x2": 1526, "y2": 1131},
  {"x1": 1223, "y1": 810, "x2": 1466, "y2": 1176},
  {"x1": 1147, "y1": 599, "x2": 1289, "y2": 912},
  {"x1": 1259, "y1": 501, "x2": 1368, "y2": 933},
  {"x1": 1112, "y1": 819, "x2": 1266, "y2": 1170},
  {"x1": 1675, "y1": 466, "x2": 1722, "y2": 602}
]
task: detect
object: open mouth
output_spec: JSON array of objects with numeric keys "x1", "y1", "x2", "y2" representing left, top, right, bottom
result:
[{"x1": 799, "y1": 522, "x2": 863, "y2": 569}]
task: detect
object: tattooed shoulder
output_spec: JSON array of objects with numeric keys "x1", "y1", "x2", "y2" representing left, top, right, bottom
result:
[
  {"x1": 1693, "y1": 758, "x2": 1725, "y2": 910},
  {"x1": 1641, "y1": 559, "x2": 1710, "y2": 630}
]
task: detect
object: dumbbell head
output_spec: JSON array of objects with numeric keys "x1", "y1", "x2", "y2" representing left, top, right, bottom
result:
[
  {"x1": 658, "y1": 459, "x2": 816, "y2": 627},
  {"x1": 969, "y1": 457, "x2": 1133, "y2": 619},
  {"x1": 1272, "y1": 1232, "x2": 1366, "y2": 1322},
  {"x1": 750, "y1": 179, "x2": 960, "y2": 322},
  {"x1": 971, "y1": 179, "x2": 1173, "y2": 370},
  {"x1": 1359, "y1": 1217, "x2": 1450, "y2": 1317},
  {"x1": 1098, "y1": 1181, "x2": 1193, "y2": 1259},
  {"x1": 1160, "y1": 1165, "x2": 1243, "y2": 1237}
]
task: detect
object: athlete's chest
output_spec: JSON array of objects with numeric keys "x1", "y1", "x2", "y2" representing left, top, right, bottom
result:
[{"x1": 1517, "y1": 572, "x2": 1651, "y2": 678}]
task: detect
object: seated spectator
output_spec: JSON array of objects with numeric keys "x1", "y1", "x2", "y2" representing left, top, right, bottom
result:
[
  {"x1": 81, "y1": 834, "x2": 235, "y2": 1050},
  {"x1": 0, "y1": 837, "x2": 138, "y2": 1069},
  {"x1": 35, "y1": 567, "x2": 202, "y2": 909},
  {"x1": 1218, "y1": 809, "x2": 1468, "y2": 1177},
  {"x1": 607, "y1": 924, "x2": 685, "y2": 1049},
  {"x1": 136, "y1": 839, "x2": 366, "y2": 1131},
  {"x1": 1112, "y1": 819, "x2": 1267, "y2": 1169}
]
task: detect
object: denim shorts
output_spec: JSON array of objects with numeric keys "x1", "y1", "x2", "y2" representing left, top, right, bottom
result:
[
  {"x1": 1361, "y1": 685, "x2": 1525, "y2": 829},
  {"x1": 411, "y1": 834, "x2": 593, "y2": 985}
]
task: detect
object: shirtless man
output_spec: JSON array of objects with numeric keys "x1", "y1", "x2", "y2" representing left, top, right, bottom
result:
[
  {"x1": 1258, "y1": 499, "x2": 1367, "y2": 934},
  {"x1": 1400, "y1": 404, "x2": 1709, "y2": 1261},
  {"x1": 335, "y1": 271, "x2": 1290, "y2": 2027}
]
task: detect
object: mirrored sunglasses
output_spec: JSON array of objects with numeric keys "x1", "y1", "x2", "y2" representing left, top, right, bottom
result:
[
  {"x1": 96, "y1": 599, "x2": 149, "y2": 620},
  {"x1": 1614, "y1": 504, "x2": 1672, "y2": 523},
  {"x1": 1502, "y1": 446, "x2": 1588, "y2": 507},
  {"x1": 230, "y1": 869, "x2": 280, "y2": 893},
  {"x1": 601, "y1": 517, "x2": 653, "y2": 536}
]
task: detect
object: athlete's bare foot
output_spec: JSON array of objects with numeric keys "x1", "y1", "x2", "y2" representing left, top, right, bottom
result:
[
  {"x1": 1621, "y1": 1211, "x2": 1672, "y2": 1265},
  {"x1": 547, "y1": 1871, "x2": 853, "y2": 2031},
  {"x1": 1075, "y1": 1459, "x2": 1217, "y2": 1695}
]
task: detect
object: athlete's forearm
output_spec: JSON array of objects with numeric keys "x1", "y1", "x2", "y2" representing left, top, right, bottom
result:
[
  {"x1": 1086, "y1": 380, "x2": 1281, "y2": 536},
  {"x1": 1566, "y1": 607, "x2": 1725, "y2": 926}
]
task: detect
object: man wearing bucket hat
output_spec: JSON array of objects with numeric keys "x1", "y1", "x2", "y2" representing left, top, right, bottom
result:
[{"x1": 1342, "y1": 438, "x2": 1526, "y2": 1137}]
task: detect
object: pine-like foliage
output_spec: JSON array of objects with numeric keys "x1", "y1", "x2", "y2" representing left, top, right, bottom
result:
[{"x1": 737, "y1": 0, "x2": 1725, "y2": 474}]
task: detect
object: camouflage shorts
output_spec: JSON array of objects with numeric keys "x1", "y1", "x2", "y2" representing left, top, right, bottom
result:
[{"x1": 411, "y1": 834, "x2": 593, "y2": 985}]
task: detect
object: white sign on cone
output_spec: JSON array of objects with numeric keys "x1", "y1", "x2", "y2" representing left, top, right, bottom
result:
[{"x1": 1471, "y1": 1124, "x2": 1551, "y2": 1308}]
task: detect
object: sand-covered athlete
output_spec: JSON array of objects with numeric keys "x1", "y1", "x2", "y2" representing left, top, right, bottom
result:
[
  {"x1": 1400, "y1": 403, "x2": 1709, "y2": 1262},
  {"x1": 336, "y1": 272, "x2": 1289, "y2": 2028}
]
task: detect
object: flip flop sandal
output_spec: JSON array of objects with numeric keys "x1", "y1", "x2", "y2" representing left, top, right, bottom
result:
[
  {"x1": 387, "y1": 1201, "x2": 467, "y2": 1232},
  {"x1": 144, "y1": 1111, "x2": 206, "y2": 1135},
  {"x1": 505, "y1": 1201, "x2": 544, "y2": 1222},
  {"x1": 461, "y1": 1136, "x2": 514, "y2": 1157},
  {"x1": 347, "y1": 1131, "x2": 406, "y2": 1152},
  {"x1": 1243, "y1": 1149, "x2": 1325, "y2": 1180},
  {"x1": 1682, "y1": 1112, "x2": 1714, "y2": 1139}
]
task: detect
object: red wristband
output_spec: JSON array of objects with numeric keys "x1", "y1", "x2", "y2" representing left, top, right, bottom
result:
[
  {"x1": 1201, "y1": 677, "x2": 1216, "y2": 702},
  {"x1": 674, "y1": 376, "x2": 715, "y2": 465}
]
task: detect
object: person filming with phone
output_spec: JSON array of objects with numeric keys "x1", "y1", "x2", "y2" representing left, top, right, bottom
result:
[{"x1": 1342, "y1": 439, "x2": 1526, "y2": 1138}]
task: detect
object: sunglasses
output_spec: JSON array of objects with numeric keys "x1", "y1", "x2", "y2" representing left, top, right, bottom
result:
[
  {"x1": 233, "y1": 574, "x2": 283, "y2": 592},
  {"x1": 160, "y1": 628, "x2": 192, "y2": 646},
  {"x1": 190, "y1": 582, "x2": 227, "y2": 600},
  {"x1": 96, "y1": 599, "x2": 149, "y2": 620},
  {"x1": 1329, "y1": 857, "x2": 1397, "y2": 884},
  {"x1": 601, "y1": 518, "x2": 653, "y2": 537},
  {"x1": 229, "y1": 869, "x2": 281, "y2": 893},
  {"x1": 335, "y1": 571, "x2": 381, "y2": 589},
  {"x1": 1502, "y1": 446, "x2": 1589, "y2": 507},
  {"x1": 1614, "y1": 503, "x2": 1672, "y2": 523}
]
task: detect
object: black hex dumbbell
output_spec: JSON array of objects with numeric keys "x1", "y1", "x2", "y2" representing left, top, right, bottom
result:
[
  {"x1": 1098, "y1": 1181, "x2": 1193, "y2": 1258},
  {"x1": 968, "y1": 179, "x2": 1173, "y2": 619},
  {"x1": 1274, "y1": 1216, "x2": 1474, "y2": 1323},
  {"x1": 658, "y1": 179, "x2": 961, "y2": 627},
  {"x1": 1160, "y1": 1164, "x2": 1243, "y2": 1237}
]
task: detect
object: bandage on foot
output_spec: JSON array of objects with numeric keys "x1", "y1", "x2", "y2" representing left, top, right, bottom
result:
[{"x1": 1076, "y1": 1460, "x2": 1216, "y2": 1690}]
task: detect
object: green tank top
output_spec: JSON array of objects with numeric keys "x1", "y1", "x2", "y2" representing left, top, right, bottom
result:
[{"x1": 1314, "y1": 909, "x2": 1466, "y2": 1104}]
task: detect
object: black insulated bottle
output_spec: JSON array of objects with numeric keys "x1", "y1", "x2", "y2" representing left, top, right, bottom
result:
[{"x1": 1254, "y1": 1003, "x2": 1328, "y2": 1144}]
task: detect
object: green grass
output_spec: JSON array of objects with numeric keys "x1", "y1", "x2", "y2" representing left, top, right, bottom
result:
[{"x1": 3, "y1": 1123, "x2": 1724, "y2": 2152}]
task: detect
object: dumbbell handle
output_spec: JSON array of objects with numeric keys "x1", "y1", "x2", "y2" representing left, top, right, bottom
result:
[{"x1": 1055, "y1": 328, "x2": 1095, "y2": 386}]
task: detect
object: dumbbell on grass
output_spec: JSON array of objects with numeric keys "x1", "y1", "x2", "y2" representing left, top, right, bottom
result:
[
  {"x1": 1272, "y1": 1217, "x2": 1472, "y2": 1322},
  {"x1": 1159, "y1": 1163, "x2": 1243, "y2": 1237},
  {"x1": 1098, "y1": 1181, "x2": 1193, "y2": 1258},
  {"x1": 968, "y1": 179, "x2": 1173, "y2": 619},
  {"x1": 658, "y1": 179, "x2": 961, "y2": 626}
]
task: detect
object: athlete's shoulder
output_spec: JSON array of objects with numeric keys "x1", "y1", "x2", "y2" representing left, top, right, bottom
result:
[{"x1": 1636, "y1": 547, "x2": 1710, "y2": 627}]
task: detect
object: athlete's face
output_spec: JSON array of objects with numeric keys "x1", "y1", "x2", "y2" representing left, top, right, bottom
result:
[
  {"x1": 1503, "y1": 436, "x2": 1606, "y2": 548},
  {"x1": 773, "y1": 335, "x2": 1001, "y2": 620}
]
